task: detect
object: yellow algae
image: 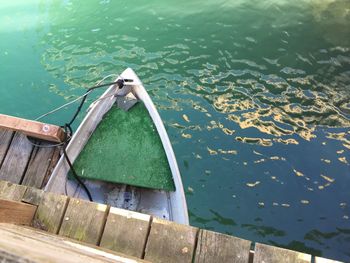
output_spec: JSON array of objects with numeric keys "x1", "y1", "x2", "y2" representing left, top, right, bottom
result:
[
  {"x1": 343, "y1": 144, "x2": 350, "y2": 150},
  {"x1": 338, "y1": 157, "x2": 348, "y2": 164},
  {"x1": 253, "y1": 150, "x2": 263, "y2": 156},
  {"x1": 207, "y1": 147, "x2": 218, "y2": 155},
  {"x1": 218, "y1": 149, "x2": 237, "y2": 155},
  {"x1": 293, "y1": 169, "x2": 304, "y2": 177},
  {"x1": 181, "y1": 133, "x2": 192, "y2": 139},
  {"x1": 271, "y1": 176, "x2": 276, "y2": 180},
  {"x1": 320, "y1": 174, "x2": 335, "y2": 183},
  {"x1": 322, "y1": 142, "x2": 327, "y2": 145},
  {"x1": 222, "y1": 127, "x2": 235, "y2": 135},
  {"x1": 195, "y1": 154, "x2": 202, "y2": 159},
  {"x1": 301, "y1": 200, "x2": 310, "y2": 204},
  {"x1": 254, "y1": 158, "x2": 266, "y2": 164},
  {"x1": 170, "y1": 122, "x2": 186, "y2": 129},
  {"x1": 337, "y1": 150, "x2": 344, "y2": 154},
  {"x1": 182, "y1": 114, "x2": 190, "y2": 122},
  {"x1": 318, "y1": 185, "x2": 324, "y2": 190},
  {"x1": 321, "y1": 159, "x2": 331, "y2": 164},
  {"x1": 281, "y1": 203, "x2": 290, "y2": 208},
  {"x1": 258, "y1": 202, "x2": 265, "y2": 207},
  {"x1": 273, "y1": 138, "x2": 299, "y2": 145},
  {"x1": 236, "y1": 136, "x2": 273, "y2": 146},
  {"x1": 187, "y1": 187, "x2": 194, "y2": 193},
  {"x1": 246, "y1": 181, "x2": 260, "y2": 187},
  {"x1": 270, "y1": 156, "x2": 280, "y2": 160}
]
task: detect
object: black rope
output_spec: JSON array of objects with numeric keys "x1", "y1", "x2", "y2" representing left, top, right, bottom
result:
[
  {"x1": 60, "y1": 78, "x2": 131, "y2": 202},
  {"x1": 67, "y1": 79, "x2": 128, "y2": 126},
  {"x1": 29, "y1": 77, "x2": 132, "y2": 202}
]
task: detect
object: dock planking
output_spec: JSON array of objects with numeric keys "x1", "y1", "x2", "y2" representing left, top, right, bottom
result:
[
  {"x1": 0, "y1": 132, "x2": 33, "y2": 184},
  {"x1": 59, "y1": 198, "x2": 109, "y2": 245},
  {"x1": 0, "y1": 181, "x2": 344, "y2": 263},
  {"x1": 100, "y1": 207, "x2": 151, "y2": 258},
  {"x1": 144, "y1": 217, "x2": 198, "y2": 263},
  {"x1": 194, "y1": 229, "x2": 251, "y2": 263},
  {"x1": 0, "y1": 223, "x2": 147, "y2": 263},
  {"x1": 0, "y1": 199, "x2": 36, "y2": 225},
  {"x1": 22, "y1": 142, "x2": 59, "y2": 188},
  {"x1": 33, "y1": 191, "x2": 69, "y2": 234},
  {"x1": 0, "y1": 129, "x2": 13, "y2": 166},
  {"x1": 253, "y1": 243, "x2": 311, "y2": 263},
  {"x1": 0, "y1": 181, "x2": 27, "y2": 201}
]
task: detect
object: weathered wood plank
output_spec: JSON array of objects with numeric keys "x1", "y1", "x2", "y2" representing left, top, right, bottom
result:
[
  {"x1": 0, "y1": 129, "x2": 13, "y2": 167},
  {"x1": 315, "y1": 257, "x2": 343, "y2": 263},
  {"x1": 144, "y1": 217, "x2": 198, "y2": 263},
  {"x1": 33, "y1": 191, "x2": 69, "y2": 234},
  {"x1": 194, "y1": 229, "x2": 251, "y2": 263},
  {"x1": 59, "y1": 198, "x2": 108, "y2": 245},
  {"x1": 100, "y1": 207, "x2": 151, "y2": 258},
  {"x1": 0, "y1": 223, "x2": 148, "y2": 263},
  {"x1": 0, "y1": 114, "x2": 65, "y2": 143},
  {"x1": 0, "y1": 133, "x2": 33, "y2": 184},
  {"x1": 253, "y1": 243, "x2": 311, "y2": 263},
  {"x1": 0, "y1": 199, "x2": 36, "y2": 225},
  {"x1": 0, "y1": 180, "x2": 27, "y2": 201},
  {"x1": 22, "y1": 187, "x2": 44, "y2": 206},
  {"x1": 41, "y1": 146, "x2": 61, "y2": 188},
  {"x1": 22, "y1": 142, "x2": 58, "y2": 188}
]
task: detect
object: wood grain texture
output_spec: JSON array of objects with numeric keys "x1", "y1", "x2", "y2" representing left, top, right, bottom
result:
[
  {"x1": 0, "y1": 114, "x2": 65, "y2": 142},
  {"x1": 0, "y1": 129, "x2": 13, "y2": 167},
  {"x1": 0, "y1": 223, "x2": 147, "y2": 263},
  {"x1": 100, "y1": 207, "x2": 151, "y2": 258},
  {"x1": 253, "y1": 243, "x2": 311, "y2": 263},
  {"x1": 0, "y1": 199, "x2": 36, "y2": 225},
  {"x1": 59, "y1": 198, "x2": 108, "y2": 245},
  {"x1": 0, "y1": 133, "x2": 33, "y2": 183},
  {"x1": 194, "y1": 229, "x2": 251, "y2": 263},
  {"x1": 144, "y1": 217, "x2": 198, "y2": 263},
  {"x1": 41, "y1": 146, "x2": 61, "y2": 188},
  {"x1": 22, "y1": 143, "x2": 57, "y2": 188},
  {"x1": 22, "y1": 187, "x2": 44, "y2": 206},
  {"x1": 0, "y1": 180, "x2": 27, "y2": 201},
  {"x1": 33, "y1": 191, "x2": 69, "y2": 234}
]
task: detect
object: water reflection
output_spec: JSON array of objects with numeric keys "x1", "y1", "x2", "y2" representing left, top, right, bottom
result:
[{"x1": 21, "y1": 0, "x2": 350, "y2": 261}]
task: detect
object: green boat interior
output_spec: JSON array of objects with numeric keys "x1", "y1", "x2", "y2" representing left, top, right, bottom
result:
[{"x1": 72, "y1": 101, "x2": 176, "y2": 192}]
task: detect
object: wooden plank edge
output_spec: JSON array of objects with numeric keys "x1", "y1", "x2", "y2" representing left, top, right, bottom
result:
[
  {"x1": 0, "y1": 114, "x2": 65, "y2": 143},
  {"x1": 0, "y1": 199, "x2": 37, "y2": 225}
]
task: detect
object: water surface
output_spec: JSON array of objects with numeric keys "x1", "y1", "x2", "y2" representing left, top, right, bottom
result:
[{"x1": 0, "y1": 0, "x2": 349, "y2": 261}]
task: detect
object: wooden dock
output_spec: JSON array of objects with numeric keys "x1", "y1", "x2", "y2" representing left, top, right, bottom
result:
[
  {"x1": 0, "y1": 180, "x2": 342, "y2": 263},
  {"x1": 0, "y1": 119, "x2": 343, "y2": 263}
]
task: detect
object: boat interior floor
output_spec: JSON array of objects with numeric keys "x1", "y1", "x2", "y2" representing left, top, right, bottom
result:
[{"x1": 72, "y1": 102, "x2": 175, "y2": 192}]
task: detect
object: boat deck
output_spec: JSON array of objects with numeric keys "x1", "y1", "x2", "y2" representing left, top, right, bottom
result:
[
  {"x1": 0, "y1": 180, "x2": 339, "y2": 263},
  {"x1": 0, "y1": 128, "x2": 61, "y2": 189}
]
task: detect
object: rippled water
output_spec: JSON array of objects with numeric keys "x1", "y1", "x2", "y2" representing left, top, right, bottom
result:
[{"x1": 1, "y1": 0, "x2": 350, "y2": 261}]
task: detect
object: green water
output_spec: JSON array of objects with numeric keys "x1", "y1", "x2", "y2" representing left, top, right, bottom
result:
[
  {"x1": 1, "y1": 0, "x2": 349, "y2": 261},
  {"x1": 73, "y1": 103, "x2": 175, "y2": 191}
]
